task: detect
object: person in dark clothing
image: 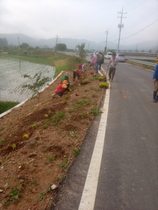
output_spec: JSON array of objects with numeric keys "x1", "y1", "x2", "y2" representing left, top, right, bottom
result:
[
  {"x1": 73, "y1": 64, "x2": 83, "y2": 81},
  {"x1": 153, "y1": 58, "x2": 158, "y2": 102}
]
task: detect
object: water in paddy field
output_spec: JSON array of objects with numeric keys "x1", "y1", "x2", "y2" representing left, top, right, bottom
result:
[{"x1": 0, "y1": 57, "x2": 55, "y2": 102}]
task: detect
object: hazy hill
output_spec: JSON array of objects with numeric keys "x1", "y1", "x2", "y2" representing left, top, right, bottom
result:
[{"x1": 0, "y1": 33, "x2": 157, "y2": 52}]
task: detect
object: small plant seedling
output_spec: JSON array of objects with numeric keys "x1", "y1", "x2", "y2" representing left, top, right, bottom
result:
[
  {"x1": 59, "y1": 174, "x2": 66, "y2": 181},
  {"x1": 38, "y1": 193, "x2": 45, "y2": 201},
  {"x1": 48, "y1": 110, "x2": 52, "y2": 115},
  {"x1": 47, "y1": 155, "x2": 55, "y2": 163},
  {"x1": 73, "y1": 149, "x2": 80, "y2": 157},
  {"x1": 68, "y1": 109, "x2": 74, "y2": 113},
  {"x1": 11, "y1": 144, "x2": 16, "y2": 150},
  {"x1": 92, "y1": 94, "x2": 97, "y2": 98},
  {"x1": 74, "y1": 100, "x2": 90, "y2": 108},
  {"x1": 0, "y1": 139, "x2": 9, "y2": 145},
  {"x1": 4, "y1": 185, "x2": 22, "y2": 206},
  {"x1": 51, "y1": 112, "x2": 66, "y2": 126},
  {"x1": 42, "y1": 125, "x2": 49, "y2": 129},
  {"x1": 23, "y1": 134, "x2": 29, "y2": 139},
  {"x1": 31, "y1": 124, "x2": 37, "y2": 129},
  {"x1": 59, "y1": 158, "x2": 67, "y2": 167},
  {"x1": 90, "y1": 107, "x2": 103, "y2": 116},
  {"x1": 69, "y1": 131, "x2": 78, "y2": 138},
  {"x1": 82, "y1": 112, "x2": 88, "y2": 118},
  {"x1": 61, "y1": 100, "x2": 67, "y2": 104},
  {"x1": 44, "y1": 114, "x2": 48, "y2": 118},
  {"x1": 25, "y1": 118, "x2": 30, "y2": 122},
  {"x1": 64, "y1": 95, "x2": 69, "y2": 99}
]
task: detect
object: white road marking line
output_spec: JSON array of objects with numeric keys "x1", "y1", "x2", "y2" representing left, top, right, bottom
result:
[{"x1": 78, "y1": 85, "x2": 110, "y2": 210}]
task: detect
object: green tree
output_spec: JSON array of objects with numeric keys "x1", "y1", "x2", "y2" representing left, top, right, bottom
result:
[
  {"x1": 55, "y1": 43, "x2": 67, "y2": 51},
  {"x1": 0, "y1": 38, "x2": 8, "y2": 46},
  {"x1": 76, "y1": 43, "x2": 86, "y2": 59},
  {"x1": 20, "y1": 43, "x2": 29, "y2": 49},
  {"x1": 22, "y1": 72, "x2": 51, "y2": 97}
]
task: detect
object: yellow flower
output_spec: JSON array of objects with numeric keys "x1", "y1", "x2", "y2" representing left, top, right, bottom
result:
[{"x1": 23, "y1": 134, "x2": 29, "y2": 139}]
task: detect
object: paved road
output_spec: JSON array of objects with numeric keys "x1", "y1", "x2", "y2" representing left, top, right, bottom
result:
[{"x1": 51, "y1": 61, "x2": 158, "y2": 210}]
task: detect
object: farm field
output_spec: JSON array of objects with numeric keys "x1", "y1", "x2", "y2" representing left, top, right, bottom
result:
[{"x1": 0, "y1": 57, "x2": 55, "y2": 102}]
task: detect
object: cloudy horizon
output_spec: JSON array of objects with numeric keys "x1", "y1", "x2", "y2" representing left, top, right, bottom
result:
[{"x1": 0, "y1": 0, "x2": 158, "y2": 47}]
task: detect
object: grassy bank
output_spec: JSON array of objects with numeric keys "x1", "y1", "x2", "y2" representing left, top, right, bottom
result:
[
  {"x1": 0, "y1": 50, "x2": 87, "y2": 113},
  {"x1": 0, "y1": 101, "x2": 19, "y2": 114},
  {"x1": 127, "y1": 60, "x2": 155, "y2": 71}
]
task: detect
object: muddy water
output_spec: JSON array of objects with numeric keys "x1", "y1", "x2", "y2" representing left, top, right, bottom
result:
[{"x1": 0, "y1": 57, "x2": 55, "y2": 102}]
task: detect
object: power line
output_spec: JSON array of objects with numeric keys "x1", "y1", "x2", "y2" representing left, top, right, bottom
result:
[{"x1": 120, "y1": 18, "x2": 158, "y2": 40}]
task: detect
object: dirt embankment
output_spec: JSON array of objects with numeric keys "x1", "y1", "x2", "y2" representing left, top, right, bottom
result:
[{"x1": 0, "y1": 67, "x2": 107, "y2": 210}]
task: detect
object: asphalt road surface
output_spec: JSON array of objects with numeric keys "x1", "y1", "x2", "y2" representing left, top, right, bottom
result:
[{"x1": 51, "y1": 61, "x2": 158, "y2": 210}]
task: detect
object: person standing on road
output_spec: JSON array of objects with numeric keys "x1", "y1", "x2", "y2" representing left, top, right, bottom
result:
[
  {"x1": 98, "y1": 51, "x2": 104, "y2": 70},
  {"x1": 95, "y1": 52, "x2": 102, "y2": 76},
  {"x1": 107, "y1": 52, "x2": 118, "y2": 81},
  {"x1": 152, "y1": 58, "x2": 158, "y2": 103}
]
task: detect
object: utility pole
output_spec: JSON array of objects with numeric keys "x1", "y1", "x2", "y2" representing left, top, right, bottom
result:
[
  {"x1": 117, "y1": 8, "x2": 126, "y2": 53},
  {"x1": 56, "y1": 35, "x2": 58, "y2": 45},
  {"x1": 18, "y1": 36, "x2": 20, "y2": 50},
  {"x1": 105, "y1": 30, "x2": 108, "y2": 54},
  {"x1": 55, "y1": 35, "x2": 58, "y2": 51}
]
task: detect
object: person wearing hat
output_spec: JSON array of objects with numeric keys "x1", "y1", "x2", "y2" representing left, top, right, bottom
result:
[
  {"x1": 54, "y1": 80, "x2": 69, "y2": 97},
  {"x1": 61, "y1": 72, "x2": 70, "y2": 84},
  {"x1": 73, "y1": 64, "x2": 83, "y2": 81},
  {"x1": 107, "y1": 52, "x2": 118, "y2": 81},
  {"x1": 152, "y1": 58, "x2": 158, "y2": 102}
]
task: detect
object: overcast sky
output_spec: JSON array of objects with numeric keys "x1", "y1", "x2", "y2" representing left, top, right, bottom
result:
[{"x1": 0, "y1": 0, "x2": 158, "y2": 46}]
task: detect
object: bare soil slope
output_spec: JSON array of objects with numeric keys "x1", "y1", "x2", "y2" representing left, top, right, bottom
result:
[{"x1": 0, "y1": 67, "x2": 107, "y2": 210}]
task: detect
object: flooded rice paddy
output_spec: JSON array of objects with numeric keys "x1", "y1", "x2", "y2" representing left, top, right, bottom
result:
[{"x1": 0, "y1": 57, "x2": 55, "y2": 102}]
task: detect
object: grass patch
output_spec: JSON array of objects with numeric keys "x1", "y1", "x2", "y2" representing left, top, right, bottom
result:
[
  {"x1": 73, "y1": 148, "x2": 80, "y2": 157},
  {"x1": 90, "y1": 107, "x2": 103, "y2": 116},
  {"x1": 74, "y1": 100, "x2": 91, "y2": 108},
  {"x1": 0, "y1": 139, "x2": 10, "y2": 145},
  {"x1": 4, "y1": 185, "x2": 23, "y2": 206},
  {"x1": 49, "y1": 112, "x2": 66, "y2": 126},
  {"x1": 47, "y1": 155, "x2": 55, "y2": 163},
  {"x1": 0, "y1": 101, "x2": 19, "y2": 114}
]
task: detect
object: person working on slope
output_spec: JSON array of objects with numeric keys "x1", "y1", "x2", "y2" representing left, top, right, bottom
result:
[
  {"x1": 73, "y1": 64, "x2": 83, "y2": 81},
  {"x1": 54, "y1": 80, "x2": 69, "y2": 97}
]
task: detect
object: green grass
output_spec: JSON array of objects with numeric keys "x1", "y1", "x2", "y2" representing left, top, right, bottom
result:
[
  {"x1": 0, "y1": 101, "x2": 19, "y2": 114},
  {"x1": 74, "y1": 100, "x2": 91, "y2": 108}
]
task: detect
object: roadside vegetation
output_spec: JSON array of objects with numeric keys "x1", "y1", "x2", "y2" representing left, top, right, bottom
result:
[
  {"x1": 127, "y1": 60, "x2": 155, "y2": 71},
  {"x1": 0, "y1": 101, "x2": 19, "y2": 114},
  {"x1": 0, "y1": 47, "x2": 87, "y2": 114}
]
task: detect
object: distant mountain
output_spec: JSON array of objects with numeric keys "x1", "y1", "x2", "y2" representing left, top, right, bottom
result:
[
  {"x1": 0, "y1": 33, "x2": 157, "y2": 52},
  {"x1": 0, "y1": 33, "x2": 102, "y2": 50}
]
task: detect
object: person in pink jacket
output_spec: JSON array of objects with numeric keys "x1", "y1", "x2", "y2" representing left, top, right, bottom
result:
[{"x1": 91, "y1": 53, "x2": 97, "y2": 67}]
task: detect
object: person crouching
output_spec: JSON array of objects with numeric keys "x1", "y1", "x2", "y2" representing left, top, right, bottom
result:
[
  {"x1": 54, "y1": 80, "x2": 69, "y2": 97},
  {"x1": 73, "y1": 64, "x2": 83, "y2": 81}
]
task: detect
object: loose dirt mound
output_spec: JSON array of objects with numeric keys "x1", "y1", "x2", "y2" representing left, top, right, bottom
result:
[{"x1": 0, "y1": 67, "x2": 107, "y2": 210}]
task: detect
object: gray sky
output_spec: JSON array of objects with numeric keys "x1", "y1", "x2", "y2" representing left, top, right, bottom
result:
[{"x1": 0, "y1": 0, "x2": 158, "y2": 46}]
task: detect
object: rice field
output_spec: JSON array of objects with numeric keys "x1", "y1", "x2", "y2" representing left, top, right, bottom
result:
[{"x1": 0, "y1": 57, "x2": 55, "y2": 102}]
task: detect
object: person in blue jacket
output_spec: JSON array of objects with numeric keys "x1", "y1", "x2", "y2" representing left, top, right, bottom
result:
[{"x1": 153, "y1": 58, "x2": 158, "y2": 102}]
